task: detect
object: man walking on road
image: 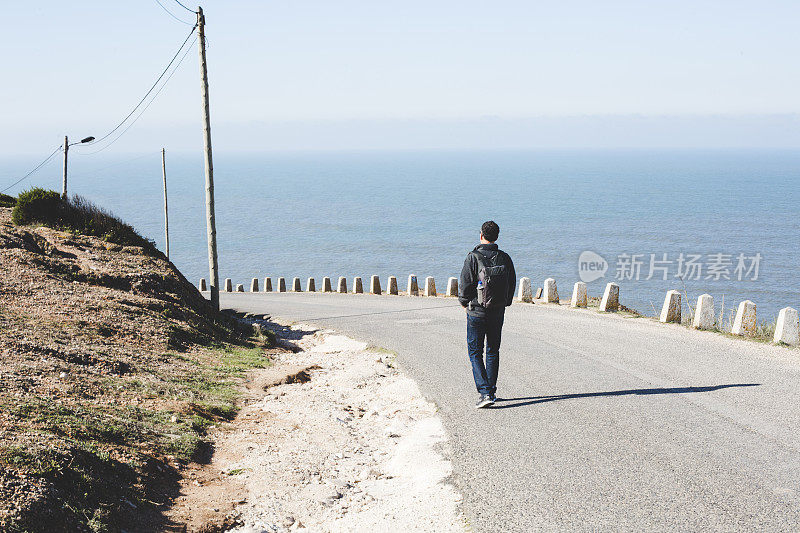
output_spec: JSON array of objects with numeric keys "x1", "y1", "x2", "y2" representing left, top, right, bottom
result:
[{"x1": 458, "y1": 221, "x2": 516, "y2": 408}]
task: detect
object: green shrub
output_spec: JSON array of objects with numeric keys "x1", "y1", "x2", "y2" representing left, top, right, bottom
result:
[
  {"x1": 11, "y1": 188, "x2": 62, "y2": 225},
  {"x1": 10, "y1": 188, "x2": 156, "y2": 253},
  {"x1": 64, "y1": 195, "x2": 156, "y2": 251},
  {"x1": 0, "y1": 193, "x2": 16, "y2": 207}
]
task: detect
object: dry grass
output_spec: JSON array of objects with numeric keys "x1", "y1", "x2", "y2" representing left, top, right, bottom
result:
[{"x1": 676, "y1": 297, "x2": 780, "y2": 343}]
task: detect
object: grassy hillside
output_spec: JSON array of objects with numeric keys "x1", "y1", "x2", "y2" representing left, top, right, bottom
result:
[{"x1": 0, "y1": 193, "x2": 273, "y2": 532}]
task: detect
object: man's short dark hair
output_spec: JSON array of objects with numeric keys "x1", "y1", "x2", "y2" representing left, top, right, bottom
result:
[{"x1": 481, "y1": 220, "x2": 499, "y2": 242}]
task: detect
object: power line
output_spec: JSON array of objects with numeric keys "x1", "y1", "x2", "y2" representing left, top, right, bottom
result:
[
  {"x1": 78, "y1": 35, "x2": 198, "y2": 155},
  {"x1": 1, "y1": 146, "x2": 62, "y2": 194},
  {"x1": 173, "y1": 0, "x2": 197, "y2": 14},
  {"x1": 154, "y1": 0, "x2": 194, "y2": 26},
  {"x1": 82, "y1": 23, "x2": 197, "y2": 148},
  {"x1": 1, "y1": 13, "x2": 200, "y2": 193}
]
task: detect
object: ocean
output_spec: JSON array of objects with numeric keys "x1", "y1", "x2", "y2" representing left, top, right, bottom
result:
[{"x1": 2, "y1": 149, "x2": 798, "y2": 321}]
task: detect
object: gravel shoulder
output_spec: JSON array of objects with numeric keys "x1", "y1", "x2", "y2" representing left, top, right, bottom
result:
[{"x1": 179, "y1": 321, "x2": 467, "y2": 533}]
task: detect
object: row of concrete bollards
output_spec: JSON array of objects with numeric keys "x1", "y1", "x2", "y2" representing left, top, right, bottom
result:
[
  {"x1": 203, "y1": 275, "x2": 445, "y2": 297},
  {"x1": 204, "y1": 275, "x2": 621, "y2": 310},
  {"x1": 538, "y1": 277, "x2": 799, "y2": 346},
  {"x1": 517, "y1": 278, "x2": 621, "y2": 312},
  {"x1": 521, "y1": 277, "x2": 799, "y2": 346},
  {"x1": 653, "y1": 290, "x2": 799, "y2": 346},
  {"x1": 200, "y1": 274, "x2": 799, "y2": 347}
]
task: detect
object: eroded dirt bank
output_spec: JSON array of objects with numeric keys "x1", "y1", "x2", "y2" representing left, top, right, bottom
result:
[{"x1": 173, "y1": 322, "x2": 467, "y2": 533}]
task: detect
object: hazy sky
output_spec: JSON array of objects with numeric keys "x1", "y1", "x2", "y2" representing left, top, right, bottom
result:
[{"x1": 1, "y1": 1, "x2": 799, "y2": 155}]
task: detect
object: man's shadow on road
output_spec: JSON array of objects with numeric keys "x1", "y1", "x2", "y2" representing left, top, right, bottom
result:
[{"x1": 491, "y1": 383, "x2": 760, "y2": 409}]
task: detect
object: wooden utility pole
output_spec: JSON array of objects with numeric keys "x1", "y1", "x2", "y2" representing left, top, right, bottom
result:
[
  {"x1": 197, "y1": 6, "x2": 220, "y2": 311},
  {"x1": 62, "y1": 136, "x2": 69, "y2": 199},
  {"x1": 161, "y1": 148, "x2": 170, "y2": 261}
]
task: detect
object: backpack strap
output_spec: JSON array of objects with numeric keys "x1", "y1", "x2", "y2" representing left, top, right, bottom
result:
[
  {"x1": 471, "y1": 251, "x2": 486, "y2": 272},
  {"x1": 471, "y1": 250, "x2": 497, "y2": 271}
]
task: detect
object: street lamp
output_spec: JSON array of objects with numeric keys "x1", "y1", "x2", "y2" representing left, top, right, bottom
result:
[{"x1": 62, "y1": 135, "x2": 95, "y2": 199}]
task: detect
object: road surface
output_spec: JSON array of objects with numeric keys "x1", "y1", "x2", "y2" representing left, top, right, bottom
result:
[{"x1": 219, "y1": 291, "x2": 800, "y2": 532}]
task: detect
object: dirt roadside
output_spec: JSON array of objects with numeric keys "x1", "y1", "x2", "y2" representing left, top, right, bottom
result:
[{"x1": 169, "y1": 321, "x2": 467, "y2": 533}]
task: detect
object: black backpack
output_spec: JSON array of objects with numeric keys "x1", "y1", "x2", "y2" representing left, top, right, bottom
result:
[{"x1": 472, "y1": 251, "x2": 509, "y2": 308}]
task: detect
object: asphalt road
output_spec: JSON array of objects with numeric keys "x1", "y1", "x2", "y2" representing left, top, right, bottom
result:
[{"x1": 219, "y1": 291, "x2": 800, "y2": 532}]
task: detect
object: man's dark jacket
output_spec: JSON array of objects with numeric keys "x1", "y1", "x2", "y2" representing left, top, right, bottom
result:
[{"x1": 458, "y1": 243, "x2": 516, "y2": 318}]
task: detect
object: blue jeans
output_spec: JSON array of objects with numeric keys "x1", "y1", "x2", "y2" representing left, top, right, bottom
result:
[{"x1": 467, "y1": 310, "x2": 505, "y2": 396}]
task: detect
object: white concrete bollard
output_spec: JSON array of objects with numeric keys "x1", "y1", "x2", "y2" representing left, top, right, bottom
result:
[
  {"x1": 199, "y1": 278, "x2": 207, "y2": 291},
  {"x1": 571, "y1": 282, "x2": 587, "y2": 308},
  {"x1": 659, "y1": 290, "x2": 681, "y2": 323},
  {"x1": 292, "y1": 277, "x2": 302, "y2": 292},
  {"x1": 731, "y1": 300, "x2": 756, "y2": 336},
  {"x1": 517, "y1": 277, "x2": 532, "y2": 303},
  {"x1": 337, "y1": 277, "x2": 347, "y2": 293},
  {"x1": 250, "y1": 278, "x2": 259, "y2": 292},
  {"x1": 370, "y1": 275, "x2": 381, "y2": 295},
  {"x1": 535, "y1": 287, "x2": 543, "y2": 299},
  {"x1": 353, "y1": 277, "x2": 363, "y2": 294},
  {"x1": 263, "y1": 277, "x2": 273, "y2": 292},
  {"x1": 599, "y1": 282, "x2": 619, "y2": 312},
  {"x1": 693, "y1": 294, "x2": 714, "y2": 330},
  {"x1": 773, "y1": 307, "x2": 799, "y2": 346},
  {"x1": 224, "y1": 278, "x2": 233, "y2": 292},
  {"x1": 307, "y1": 278, "x2": 316, "y2": 292},
  {"x1": 446, "y1": 277, "x2": 458, "y2": 297},
  {"x1": 387, "y1": 276, "x2": 398, "y2": 295},
  {"x1": 424, "y1": 277, "x2": 436, "y2": 296},
  {"x1": 407, "y1": 275, "x2": 419, "y2": 296},
  {"x1": 235, "y1": 284, "x2": 244, "y2": 292},
  {"x1": 543, "y1": 278, "x2": 559, "y2": 303},
  {"x1": 322, "y1": 277, "x2": 332, "y2": 292},
  {"x1": 277, "y1": 277, "x2": 287, "y2": 292}
]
